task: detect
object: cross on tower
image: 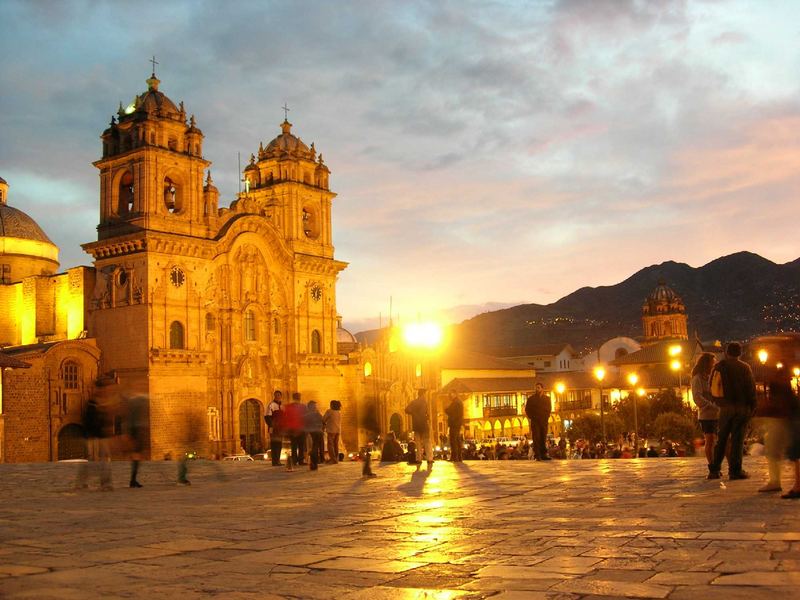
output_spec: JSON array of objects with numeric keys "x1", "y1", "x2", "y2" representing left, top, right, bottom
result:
[
  {"x1": 150, "y1": 55, "x2": 159, "y2": 76},
  {"x1": 282, "y1": 103, "x2": 290, "y2": 121}
]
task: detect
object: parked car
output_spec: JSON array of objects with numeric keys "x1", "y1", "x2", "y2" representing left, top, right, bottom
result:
[{"x1": 222, "y1": 454, "x2": 254, "y2": 462}]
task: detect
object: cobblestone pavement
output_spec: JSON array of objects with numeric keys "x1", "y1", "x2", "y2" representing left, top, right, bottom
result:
[{"x1": 1, "y1": 456, "x2": 799, "y2": 599}]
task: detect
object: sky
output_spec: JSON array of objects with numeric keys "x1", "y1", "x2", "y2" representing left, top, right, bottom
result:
[{"x1": 2, "y1": 0, "x2": 800, "y2": 333}]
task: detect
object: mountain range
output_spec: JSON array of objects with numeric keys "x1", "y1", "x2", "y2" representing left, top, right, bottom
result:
[{"x1": 453, "y1": 252, "x2": 800, "y2": 355}]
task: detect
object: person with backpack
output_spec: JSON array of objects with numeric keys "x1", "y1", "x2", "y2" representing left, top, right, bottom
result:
[{"x1": 708, "y1": 342, "x2": 756, "y2": 480}]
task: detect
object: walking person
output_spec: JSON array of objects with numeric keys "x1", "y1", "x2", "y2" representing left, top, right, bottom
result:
[
  {"x1": 265, "y1": 390, "x2": 285, "y2": 466},
  {"x1": 285, "y1": 392, "x2": 308, "y2": 465},
  {"x1": 76, "y1": 377, "x2": 115, "y2": 491},
  {"x1": 708, "y1": 342, "x2": 756, "y2": 480},
  {"x1": 445, "y1": 392, "x2": 464, "y2": 462},
  {"x1": 525, "y1": 383, "x2": 552, "y2": 461},
  {"x1": 305, "y1": 400, "x2": 324, "y2": 470},
  {"x1": 757, "y1": 363, "x2": 796, "y2": 493},
  {"x1": 406, "y1": 389, "x2": 433, "y2": 469},
  {"x1": 126, "y1": 394, "x2": 148, "y2": 488},
  {"x1": 691, "y1": 352, "x2": 719, "y2": 477},
  {"x1": 323, "y1": 400, "x2": 342, "y2": 464}
]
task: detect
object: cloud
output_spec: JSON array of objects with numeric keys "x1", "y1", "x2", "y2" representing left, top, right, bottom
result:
[{"x1": 1, "y1": 0, "x2": 799, "y2": 326}]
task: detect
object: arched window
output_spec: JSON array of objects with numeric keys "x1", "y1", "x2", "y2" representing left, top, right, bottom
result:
[
  {"x1": 364, "y1": 362, "x2": 373, "y2": 377},
  {"x1": 273, "y1": 317, "x2": 280, "y2": 335},
  {"x1": 206, "y1": 313, "x2": 216, "y2": 332},
  {"x1": 118, "y1": 171, "x2": 134, "y2": 214},
  {"x1": 244, "y1": 311, "x2": 256, "y2": 341},
  {"x1": 169, "y1": 321, "x2": 185, "y2": 349},
  {"x1": 62, "y1": 361, "x2": 79, "y2": 390},
  {"x1": 311, "y1": 329, "x2": 321, "y2": 354}
]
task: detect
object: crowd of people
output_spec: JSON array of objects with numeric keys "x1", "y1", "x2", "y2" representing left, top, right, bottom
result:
[{"x1": 73, "y1": 341, "x2": 800, "y2": 501}]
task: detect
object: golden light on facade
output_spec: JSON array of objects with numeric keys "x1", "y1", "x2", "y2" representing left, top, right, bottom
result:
[
  {"x1": 668, "y1": 344, "x2": 682, "y2": 357},
  {"x1": 757, "y1": 349, "x2": 768, "y2": 365},
  {"x1": 627, "y1": 373, "x2": 639, "y2": 386},
  {"x1": 555, "y1": 382, "x2": 566, "y2": 395},
  {"x1": 402, "y1": 322, "x2": 444, "y2": 349},
  {"x1": 636, "y1": 387, "x2": 646, "y2": 397},
  {"x1": 593, "y1": 366, "x2": 606, "y2": 382},
  {"x1": 670, "y1": 358, "x2": 681, "y2": 372}
]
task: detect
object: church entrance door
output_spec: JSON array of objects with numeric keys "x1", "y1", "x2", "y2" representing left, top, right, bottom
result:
[
  {"x1": 389, "y1": 413, "x2": 403, "y2": 437},
  {"x1": 58, "y1": 423, "x2": 87, "y2": 460},
  {"x1": 239, "y1": 399, "x2": 263, "y2": 455}
]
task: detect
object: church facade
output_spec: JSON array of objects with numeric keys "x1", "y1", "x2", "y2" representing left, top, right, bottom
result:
[{"x1": 0, "y1": 73, "x2": 367, "y2": 462}]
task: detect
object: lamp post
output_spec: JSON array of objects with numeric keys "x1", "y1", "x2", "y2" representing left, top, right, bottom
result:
[
  {"x1": 594, "y1": 366, "x2": 606, "y2": 442},
  {"x1": 757, "y1": 349, "x2": 768, "y2": 403},
  {"x1": 627, "y1": 372, "x2": 639, "y2": 452},
  {"x1": 668, "y1": 344, "x2": 683, "y2": 402}
]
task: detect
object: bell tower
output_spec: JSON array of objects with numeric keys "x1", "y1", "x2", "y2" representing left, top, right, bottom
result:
[{"x1": 93, "y1": 72, "x2": 215, "y2": 240}]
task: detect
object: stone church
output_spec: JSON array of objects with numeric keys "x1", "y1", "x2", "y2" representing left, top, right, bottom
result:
[{"x1": 0, "y1": 73, "x2": 365, "y2": 462}]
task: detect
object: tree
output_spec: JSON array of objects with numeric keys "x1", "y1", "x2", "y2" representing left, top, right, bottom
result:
[
  {"x1": 650, "y1": 388, "x2": 693, "y2": 419},
  {"x1": 566, "y1": 412, "x2": 624, "y2": 443},
  {"x1": 651, "y1": 412, "x2": 698, "y2": 444}
]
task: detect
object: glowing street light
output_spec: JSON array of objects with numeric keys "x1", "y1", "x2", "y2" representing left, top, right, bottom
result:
[
  {"x1": 757, "y1": 349, "x2": 769, "y2": 402},
  {"x1": 669, "y1": 344, "x2": 682, "y2": 357},
  {"x1": 793, "y1": 367, "x2": 800, "y2": 394},
  {"x1": 757, "y1": 349, "x2": 768, "y2": 365},
  {"x1": 627, "y1": 372, "x2": 640, "y2": 450},
  {"x1": 669, "y1": 357, "x2": 683, "y2": 402},
  {"x1": 553, "y1": 382, "x2": 565, "y2": 414},
  {"x1": 594, "y1": 366, "x2": 607, "y2": 442}
]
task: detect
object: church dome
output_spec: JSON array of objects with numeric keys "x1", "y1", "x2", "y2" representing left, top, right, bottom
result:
[
  {"x1": 337, "y1": 325, "x2": 357, "y2": 344},
  {"x1": 0, "y1": 178, "x2": 59, "y2": 279},
  {"x1": 263, "y1": 120, "x2": 313, "y2": 159},
  {"x1": 0, "y1": 204, "x2": 55, "y2": 244},
  {"x1": 647, "y1": 280, "x2": 681, "y2": 304},
  {"x1": 642, "y1": 280, "x2": 685, "y2": 316},
  {"x1": 122, "y1": 75, "x2": 181, "y2": 120}
]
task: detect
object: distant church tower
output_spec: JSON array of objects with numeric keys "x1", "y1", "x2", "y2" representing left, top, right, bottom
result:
[{"x1": 641, "y1": 280, "x2": 688, "y2": 345}]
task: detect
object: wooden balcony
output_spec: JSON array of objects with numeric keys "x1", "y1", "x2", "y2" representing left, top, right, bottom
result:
[{"x1": 483, "y1": 406, "x2": 519, "y2": 418}]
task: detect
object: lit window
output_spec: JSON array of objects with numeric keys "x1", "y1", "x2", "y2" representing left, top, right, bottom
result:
[
  {"x1": 169, "y1": 321, "x2": 185, "y2": 349},
  {"x1": 415, "y1": 363, "x2": 422, "y2": 377},
  {"x1": 364, "y1": 362, "x2": 373, "y2": 377}
]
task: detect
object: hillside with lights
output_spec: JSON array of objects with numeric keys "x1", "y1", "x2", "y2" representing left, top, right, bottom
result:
[{"x1": 454, "y1": 252, "x2": 800, "y2": 355}]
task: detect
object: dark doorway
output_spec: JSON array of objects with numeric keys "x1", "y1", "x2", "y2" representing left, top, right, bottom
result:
[
  {"x1": 389, "y1": 413, "x2": 403, "y2": 437},
  {"x1": 239, "y1": 399, "x2": 263, "y2": 454},
  {"x1": 58, "y1": 423, "x2": 87, "y2": 460}
]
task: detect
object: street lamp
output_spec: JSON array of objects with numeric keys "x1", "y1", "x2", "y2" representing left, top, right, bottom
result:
[
  {"x1": 793, "y1": 367, "x2": 800, "y2": 395},
  {"x1": 554, "y1": 381, "x2": 566, "y2": 411},
  {"x1": 627, "y1": 372, "x2": 639, "y2": 451},
  {"x1": 670, "y1": 358, "x2": 683, "y2": 402},
  {"x1": 757, "y1": 349, "x2": 768, "y2": 402},
  {"x1": 593, "y1": 366, "x2": 606, "y2": 442}
]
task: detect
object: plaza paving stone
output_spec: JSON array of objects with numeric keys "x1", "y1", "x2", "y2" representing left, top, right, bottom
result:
[{"x1": 0, "y1": 456, "x2": 798, "y2": 599}]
